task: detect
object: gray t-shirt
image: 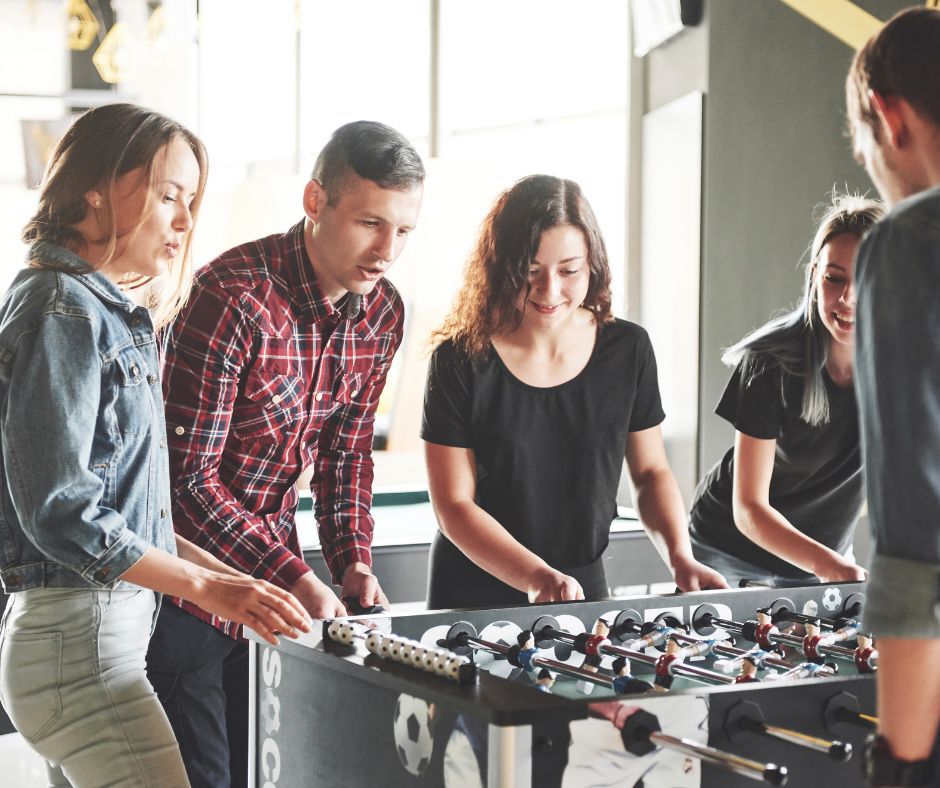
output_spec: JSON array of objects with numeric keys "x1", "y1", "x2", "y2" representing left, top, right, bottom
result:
[{"x1": 856, "y1": 185, "x2": 940, "y2": 636}]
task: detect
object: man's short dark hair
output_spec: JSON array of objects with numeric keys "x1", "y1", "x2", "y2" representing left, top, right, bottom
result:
[
  {"x1": 847, "y1": 7, "x2": 940, "y2": 143},
  {"x1": 311, "y1": 120, "x2": 425, "y2": 206}
]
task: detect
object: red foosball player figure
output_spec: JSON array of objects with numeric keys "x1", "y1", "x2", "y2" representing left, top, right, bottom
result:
[
  {"x1": 734, "y1": 655, "x2": 761, "y2": 684},
  {"x1": 853, "y1": 633, "x2": 879, "y2": 673},
  {"x1": 653, "y1": 638, "x2": 683, "y2": 690},
  {"x1": 583, "y1": 617, "x2": 612, "y2": 664},
  {"x1": 802, "y1": 619, "x2": 827, "y2": 664},
  {"x1": 535, "y1": 668, "x2": 555, "y2": 693},
  {"x1": 577, "y1": 618, "x2": 611, "y2": 695},
  {"x1": 754, "y1": 607, "x2": 780, "y2": 651}
]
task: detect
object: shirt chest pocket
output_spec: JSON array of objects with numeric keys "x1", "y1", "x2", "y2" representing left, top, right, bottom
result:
[
  {"x1": 232, "y1": 371, "x2": 304, "y2": 443},
  {"x1": 112, "y1": 349, "x2": 154, "y2": 436},
  {"x1": 308, "y1": 371, "x2": 365, "y2": 425}
]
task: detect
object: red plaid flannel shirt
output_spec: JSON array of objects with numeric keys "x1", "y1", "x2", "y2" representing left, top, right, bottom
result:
[{"x1": 164, "y1": 220, "x2": 404, "y2": 637}]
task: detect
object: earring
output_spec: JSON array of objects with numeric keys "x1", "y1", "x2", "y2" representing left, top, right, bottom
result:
[{"x1": 93, "y1": 199, "x2": 102, "y2": 208}]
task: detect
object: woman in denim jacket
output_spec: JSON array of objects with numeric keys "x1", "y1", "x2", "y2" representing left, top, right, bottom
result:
[{"x1": 0, "y1": 104, "x2": 310, "y2": 787}]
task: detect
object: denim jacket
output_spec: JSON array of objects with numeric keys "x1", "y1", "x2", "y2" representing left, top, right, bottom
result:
[{"x1": 0, "y1": 241, "x2": 175, "y2": 592}]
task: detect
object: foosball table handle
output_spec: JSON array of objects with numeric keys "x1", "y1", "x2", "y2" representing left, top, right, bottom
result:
[
  {"x1": 341, "y1": 596, "x2": 386, "y2": 616},
  {"x1": 824, "y1": 691, "x2": 878, "y2": 734}
]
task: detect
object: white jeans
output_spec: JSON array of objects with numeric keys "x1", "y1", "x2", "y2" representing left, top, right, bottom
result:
[{"x1": 0, "y1": 587, "x2": 189, "y2": 787}]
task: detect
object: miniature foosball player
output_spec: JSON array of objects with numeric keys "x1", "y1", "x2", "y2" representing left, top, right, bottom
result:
[
  {"x1": 577, "y1": 618, "x2": 611, "y2": 694},
  {"x1": 654, "y1": 638, "x2": 684, "y2": 690},
  {"x1": 802, "y1": 619, "x2": 827, "y2": 664},
  {"x1": 535, "y1": 668, "x2": 555, "y2": 693},
  {"x1": 611, "y1": 656, "x2": 653, "y2": 694},
  {"x1": 734, "y1": 655, "x2": 761, "y2": 684},
  {"x1": 516, "y1": 630, "x2": 539, "y2": 674},
  {"x1": 754, "y1": 607, "x2": 780, "y2": 651},
  {"x1": 853, "y1": 633, "x2": 878, "y2": 673}
]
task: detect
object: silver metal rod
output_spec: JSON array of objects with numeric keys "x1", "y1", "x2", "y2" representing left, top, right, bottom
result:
[
  {"x1": 713, "y1": 618, "x2": 855, "y2": 660},
  {"x1": 649, "y1": 732, "x2": 787, "y2": 784},
  {"x1": 545, "y1": 629, "x2": 735, "y2": 685},
  {"x1": 674, "y1": 633, "x2": 797, "y2": 671},
  {"x1": 467, "y1": 636, "x2": 617, "y2": 688},
  {"x1": 763, "y1": 724, "x2": 841, "y2": 755}
]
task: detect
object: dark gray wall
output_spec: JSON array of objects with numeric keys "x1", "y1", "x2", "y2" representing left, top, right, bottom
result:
[{"x1": 695, "y1": 0, "x2": 908, "y2": 473}]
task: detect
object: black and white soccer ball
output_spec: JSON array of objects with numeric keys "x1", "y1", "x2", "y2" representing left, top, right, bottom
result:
[
  {"x1": 479, "y1": 620, "x2": 523, "y2": 678},
  {"x1": 393, "y1": 693, "x2": 434, "y2": 776},
  {"x1": 822, "y1": 587, "x2": 842, "y2": 612}
]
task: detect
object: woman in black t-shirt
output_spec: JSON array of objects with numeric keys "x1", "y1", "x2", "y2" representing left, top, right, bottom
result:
[
  {"x1": 421, "y1": 175, "x2": 727, "y2": 609},
  {"x1": 689, "y1": 194, "x2": 884, "y2": 586}
]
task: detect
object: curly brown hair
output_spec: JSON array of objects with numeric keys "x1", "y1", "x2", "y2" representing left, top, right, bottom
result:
[{"x1": 432, "y1": 174, "x2": 613, "y2": 358}]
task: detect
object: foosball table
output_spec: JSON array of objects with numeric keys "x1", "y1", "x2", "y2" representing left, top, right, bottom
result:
[{"x1": 247, "y1": 582, "x2": 877, "y2": 787}]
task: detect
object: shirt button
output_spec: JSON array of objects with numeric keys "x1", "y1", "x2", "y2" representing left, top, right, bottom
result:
[
  {"x1": 174, "y1": 426, "x2": 185, "y2": 436},
  {"x1": 315, "y1": 392, "x2": 324, "y2": 402},
  {"x1": 159, "y1": 439, "x2": 166, "y2": 448},
  {"x1": 350, "y1": 389, "x2": 359, "y2": 398},
  {"x1": 147, "y1": 374, "x2": 158, "y2": 384},
  {"x1": 131, "y1": 318, "x2": 142, "y2": 327},
  {"x1": 271, "y1": 394, "x2": 282, "y2": 404},
  {"x1": 160, "y1": 508, "x2": 167, "y2": 518}
]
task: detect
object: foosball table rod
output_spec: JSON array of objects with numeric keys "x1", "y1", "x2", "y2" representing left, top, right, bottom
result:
[
  {"x1": 528, "y1": 616, "x2": 737, "y2": 686},
  {"x1": 441, "y1": 621, "x2": 640, "y2": 693},
  {"x1": 725, "y1": 700, "x2": 852, "y2": 762},
  {"x1": 621, "y1": 709, "x2": 788, "y2": 785},
  {"x1": 693, "y1": 606, "x2": 848, "y2": 665}
]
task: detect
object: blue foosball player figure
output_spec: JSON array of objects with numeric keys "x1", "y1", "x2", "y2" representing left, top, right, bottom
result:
[
  {"x1": 516, "y1": 630, "x2": 539, "y2": 674},
  {"x1": 535, "y1": 668, "x2": 555, "y2": 693},
  {"x1": 611, "y1": 656, "x2": 652, "y2": 694}
]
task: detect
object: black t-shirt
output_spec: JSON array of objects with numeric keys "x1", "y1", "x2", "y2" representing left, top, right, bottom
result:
[
  {"x1": 689, "y1": 355, "x2": 862, "y2": 578},
  {"x1": 420, "y1": 319, "x2": 665, "y2": 608}
]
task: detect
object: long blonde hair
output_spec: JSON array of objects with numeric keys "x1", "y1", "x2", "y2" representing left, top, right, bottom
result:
[
  {"x1": 722, "y1": 192, "x2": 884, "y2": 425},
  {"x1": 22, "y1": 103, "x2": 208, "y2": 329}
]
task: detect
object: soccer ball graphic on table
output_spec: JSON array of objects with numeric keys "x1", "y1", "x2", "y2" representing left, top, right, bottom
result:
[
  {"x1": 478, "y1": 620, "x2": 523, "y2": 678},
  {"x1": 393, "y1": 693, "x2": 434, "y2": 776},
  {"x1": 822, "y1": 586, "x2": 843, "y2": 612}
]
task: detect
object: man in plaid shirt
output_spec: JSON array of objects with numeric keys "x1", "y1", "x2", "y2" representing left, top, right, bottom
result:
[{"x1": 146, "y1": 121, "x2": 424, "y2": 788}]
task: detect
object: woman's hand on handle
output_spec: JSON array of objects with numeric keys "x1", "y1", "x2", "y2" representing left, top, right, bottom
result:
[
  {"x1": 816, "y1": 555, "x2": 868, "y2": 584},
  {"x1": 526, "y1": 566, "x2": 585, "y2": 603},
  {"x1": 671, "y1": 553, "x2": 731, "y2": 591}
]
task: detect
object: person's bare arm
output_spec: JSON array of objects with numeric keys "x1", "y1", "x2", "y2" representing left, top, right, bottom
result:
[
  {"x1": 625, "y1": 426, "x2": 728, "y2": 591},
  {"x1": 424, "y1": 440, "x2": 583, "y2": 602},
  {"x1": 731, "y1": 431, "x2": 865, "y2": 582},
  {"x1": 877, "y1": 638, "x2": 940, "y2": 759},
  {"x1": 121, "y1": 546, "x2": 311, "y2": 645}
]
